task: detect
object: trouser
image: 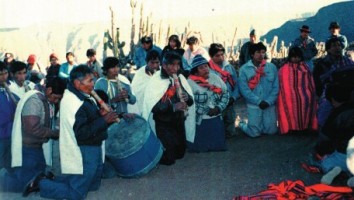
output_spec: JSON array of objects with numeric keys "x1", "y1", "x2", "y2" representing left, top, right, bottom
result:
[
  {"x1": 0, "y1": 146, "x2": 46, "y2": 192},
  {"x1": 39, "y1": 145, "x2": 103, "y2": 200},
  {"x1": 0, "y1": 138, "x2": 11, "y2": 171},
  {"x1": 240, "y1": 104, "x2": 278, "y2": 137},
  {"x1": 222, "y1": 102, "x2": 237, "y2": 136}
]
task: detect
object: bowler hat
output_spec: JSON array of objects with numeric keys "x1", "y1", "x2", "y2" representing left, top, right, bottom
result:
[{"x1": 299, "y1": 25, "x2": 311, "y2": 33}]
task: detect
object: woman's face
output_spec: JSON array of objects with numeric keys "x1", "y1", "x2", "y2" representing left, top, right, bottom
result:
[
  {"x1": 195, "y1": 64, "x2": 209, "y2": 79},
  {"x1": 290, "y1": 56, "x2": 301, "y2": 63},
  {"x1": 169, "y1": 40, "x2": 177, "y2": 49}
]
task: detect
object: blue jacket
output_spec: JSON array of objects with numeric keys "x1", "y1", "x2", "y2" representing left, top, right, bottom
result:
[
  {"x1": 238, "y1": 60, "x2": 279, "y2": 106},
  {"x1": 291, "y1": 36, "x2": 318, "y2": 61},
  {"x1": 59, "y1": 62, "x2": 77, "y2": 79},
  {"x1": 133, "y1": 45, "x2": 162, "y2": 69},
  {"x1": 0, "y1": 87, "x2": 16, "y2": 139}
]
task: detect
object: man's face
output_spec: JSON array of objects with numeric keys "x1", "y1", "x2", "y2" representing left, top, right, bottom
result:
[
  {"x1": 75, "y1": 74, "x2": 94, "y2": 94},
  {"x1": 5, "y1": 54, "x2": 13, "y2": 63},
  {"x1": 142, "y1": 42, "x2": 152, "y2": 50},
  {"x1": 211, "y1": 51, "x2": 225, "y2": 65},
  {"x1": 330, "y1": 28, "x2": 340, "y2": 36},
  {"x1": 252, "y1": 50, "x2": 266, "y2": 63},
  {"x1": 66, "y1": 55, "x2": 74, "y2": 63},
  {"x1": 45, "y1": 87, "x2": 63, "y2": 104},
  {"x1": 147, "y1": 58, "x2": 160, "y2": 71},
  {"x1": 250, "y1": 35, "x2": 257, "y2": 43},
  {"x1": 88, "y1": 55, "x2": 96, "y2": 62},
  {"x1": 50, "y1": 58, "x2": 59, "y2": 66},
  {"x1": 300, "y1": 31, "x2": 309, "y2": 39},
  {"x1": 163, "y1": 60, "x2": 180, "y2": 76},
  {"x1": 327, "y1": 41, "x2": 343, "y2": 57},
  {"x1": 0, "y1": 70, "x2": 9, "y2": 84},
  {"x1": 188, "y1": 44, "x2": 197, "y2": 52},
  {"x1": 106, "y1": 65, "x2": 119, "y2": 79},
  {"x1": 13, "y1": 68, "x2": 27, "y2": 86}
]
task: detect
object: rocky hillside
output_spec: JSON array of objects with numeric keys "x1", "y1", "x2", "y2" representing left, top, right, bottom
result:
[{"x1": 261, "y1": 1, "x2": 354, "y2": 47}]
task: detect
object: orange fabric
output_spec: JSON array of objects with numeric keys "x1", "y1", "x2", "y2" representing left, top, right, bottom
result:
[
  {"x1": 189, "y1": 75, "x2": 223, "y2": 94},
  {"x1": 247, "y1": 60, "x2": 266, "y2": 90},
  {"x1": 208, "y1": 60, "x2": 236, "y2": 90},
  {"x1": 234, "y1": 180, "x2": 353, "y2": 200}
]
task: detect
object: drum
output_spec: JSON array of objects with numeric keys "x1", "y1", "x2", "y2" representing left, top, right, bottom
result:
[{"x1": 105, "y1": 115, "x2": 163, "y2": 178}]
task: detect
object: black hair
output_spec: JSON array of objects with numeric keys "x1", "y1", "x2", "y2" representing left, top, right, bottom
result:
[
  {"x1": 69, "y1": 64, "x2": 92, "y2": 84},
  {"x1": 94, "y1": 89, "x2": 109, "y2": 106},
  {"x1": 46, "y1": 77, "x2": 66, "y2": 95},
  {"x1": 10, "y1": 61, "x2": 27, "y2": 74},
  {"x1": 140, "y1": 36, "x2": 153, "y2": 44},
  {"x1": 86, "y1": 49, "x2": 96, "y2": 57},
  {"x1": 208, "y1": 43, "x2": 225, "y2": 57},
  {"x1": 249, "y1": 42, "x2": 267, "y2": 56},
  {"x1": 66, "y1": 52, "x2": 75, "y2": 57},
  {"x1": 0, "y1": 61, "x2": 7, "y2": 72},
  {"x1": 287, "y1": 46, "x2": 304, "y2": 62},
  {"x1": 325, "y1": 37, "x2": 341, "y2": 51},
  {"x1": 161, "y1": 52, "x2": 181, "y2": 78},
  {"x1": 186, "y1": 36, "x2": 198, "y2": 45},
  {"x1": 168, "y1": 35, "x2": 181, "y2": 49},
  {"x1": 145, "y1": 50, "x2": 160, "y2": 63},
  {"x1": 102, "y1": 57, "x2": 119, "y2": 76},
  {"x1": 190, "y1": 66, "x2": 199, "y2": 75}
]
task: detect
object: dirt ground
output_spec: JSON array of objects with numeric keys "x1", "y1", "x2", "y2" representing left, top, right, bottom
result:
[{"x1": 1, "y1": 99, "x2": 349, "y2": 200}]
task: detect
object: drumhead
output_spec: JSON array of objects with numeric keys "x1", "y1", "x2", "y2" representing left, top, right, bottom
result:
[{"x1": 106, "y1": 115, "x2": 150, "y2": 158}]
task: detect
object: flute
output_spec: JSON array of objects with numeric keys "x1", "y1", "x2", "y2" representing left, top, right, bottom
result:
[
  {"x1": 2, "y1": 82, "x2": 18, "y2": 105},
  {"x1": 116, "y1": 76, "x2": 129, "y2": 103},
  {"x1": 172, "y1": 74, "x2": 188, "y2": 116},
  {"x1": 91, "y1": 90, "x2": 120, "y2": 123}
]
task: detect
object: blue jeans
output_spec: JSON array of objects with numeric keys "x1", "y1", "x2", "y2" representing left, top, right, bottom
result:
[
  {"x1": 39, "y1": 145, "x2": 103, "y2": 200},
  {"x1": 321, "y1": 151, "x2": 348, "y2": 173},
  {"x1": 0, "y1": 146, "x2": 46, "y2": 192},
  {"x1": 0, "y1": 138, "x2": 11, "y2": 171}
]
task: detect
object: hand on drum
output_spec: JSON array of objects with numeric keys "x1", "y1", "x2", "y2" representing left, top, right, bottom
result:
[
  {"x1": 103, "y1": 111, "x2": 119, "y2": 124},
  {"x1": 112, "y1": 89, "x2": 129, "y2": 103},
  {"x1": 174, "y1": 102, "x2": 187, "y2": 112},
  {"x1": 122, "y1": 113, "x2": 136, "y2": 120}
]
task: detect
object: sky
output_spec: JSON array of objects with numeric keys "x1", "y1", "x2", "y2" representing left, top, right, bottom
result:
[{"x1": 0, "y1": 0, "x2": 349, "y2": 39}]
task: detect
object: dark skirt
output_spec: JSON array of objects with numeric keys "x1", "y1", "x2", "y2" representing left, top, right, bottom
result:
[{"x1": 187, "y1": 116, "x2": 227, "y2": 153}]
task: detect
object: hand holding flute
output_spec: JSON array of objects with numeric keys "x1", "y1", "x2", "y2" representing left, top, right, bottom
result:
[
  {"x1": 91, "y1": 90, "x2": 120, "y2": 123},
  {"x1": 116, "y1": 76, "x2": 129, "y2": 103},
  {"x1": 172, "y1": 74, "x2": 188, "y2": 116}
]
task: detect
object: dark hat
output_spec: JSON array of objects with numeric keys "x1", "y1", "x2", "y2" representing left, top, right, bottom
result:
[
  {"x1": 328, "y1": 21, "x2": 340, "y2": 30},
  {"x1": 299, "y1": 25, "x2": 311, "y2": 33},
  {"x1": 191, "y1": 54, "x2": 208, "y2": 70},
  {"x1": 102, "y1": 57, "x2": 119, "y2": 70},
  {"x1": 140, "y1": 36, "x2": 152, "y2": 43},
  {"x1": 250, "y1": 29, "x2": 256, "y2": 36}
]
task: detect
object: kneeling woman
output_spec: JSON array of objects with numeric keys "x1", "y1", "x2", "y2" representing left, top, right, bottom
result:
[{"x1": 187, "y1": 55, "x2": 229, "y2": 152}]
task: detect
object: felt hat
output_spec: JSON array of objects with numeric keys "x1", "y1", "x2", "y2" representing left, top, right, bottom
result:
[
  {"x1": 328, "y1": 22, "x2": 340, "y2": 30},
  {"x1": 299, "y1": 25, "x2": 311, "y2": 33}
]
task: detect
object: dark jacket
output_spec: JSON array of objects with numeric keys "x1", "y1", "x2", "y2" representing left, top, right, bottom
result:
[{"x1": 68, "y1": 83, "x2": 108, "y2": 146}]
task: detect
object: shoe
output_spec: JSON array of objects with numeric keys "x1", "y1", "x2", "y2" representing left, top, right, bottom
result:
[
  {"x1": 45, "y1": 171, "x2": 55, "y2": 180},
  {"x1": 22, "y1": 172, "x2": 45, "y2": 197}
]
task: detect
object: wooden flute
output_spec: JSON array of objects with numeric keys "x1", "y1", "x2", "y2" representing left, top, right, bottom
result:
[
  {"x1": 172, "y1": 74, "x2": 188, "y2": 116},
  {"x1": 91, "y1": 90, "x2": 120, "y2": 123},
  {"x1": 116, "y1": 76, "x2": 129, "y2": 103}
]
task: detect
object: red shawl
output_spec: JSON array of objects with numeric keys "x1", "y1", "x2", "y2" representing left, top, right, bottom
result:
[
  {"x1": 247, "y1": 60, "x2": 266, "y2": 90},
  {"x1": 189, "y1": 75, "x2": 223, "y2": 94},
  {"x1": 208, "y1": 60, "x2": 236, "y2": 90}
]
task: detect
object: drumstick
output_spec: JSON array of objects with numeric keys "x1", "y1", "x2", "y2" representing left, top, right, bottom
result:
[
  {"x1": 91, "y1": 90, "x2": 120, "y2": 123},
  {"x1": 172, "y1": 74, "x2": 188, "y2": 116},
  {"x1": 116, "y1": 76, "x2": 129, "y2": 103},
  {"x1": 2, "y1": 82, "x2": 18, "y2": 105}
]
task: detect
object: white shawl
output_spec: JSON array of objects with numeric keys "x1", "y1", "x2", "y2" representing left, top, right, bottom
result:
[
  {"x1": 142, "y1": 71, "x2": 196, "y2": 142},
  {"x1": 11, "y1": 90, "x2": 52, "y2": 167},
  {"x1": 131, "y1": 65, "x2": 154, "y2": 114},
  {"x1": 347, "y1": 136, "x2": 354, "y2": 175}
]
